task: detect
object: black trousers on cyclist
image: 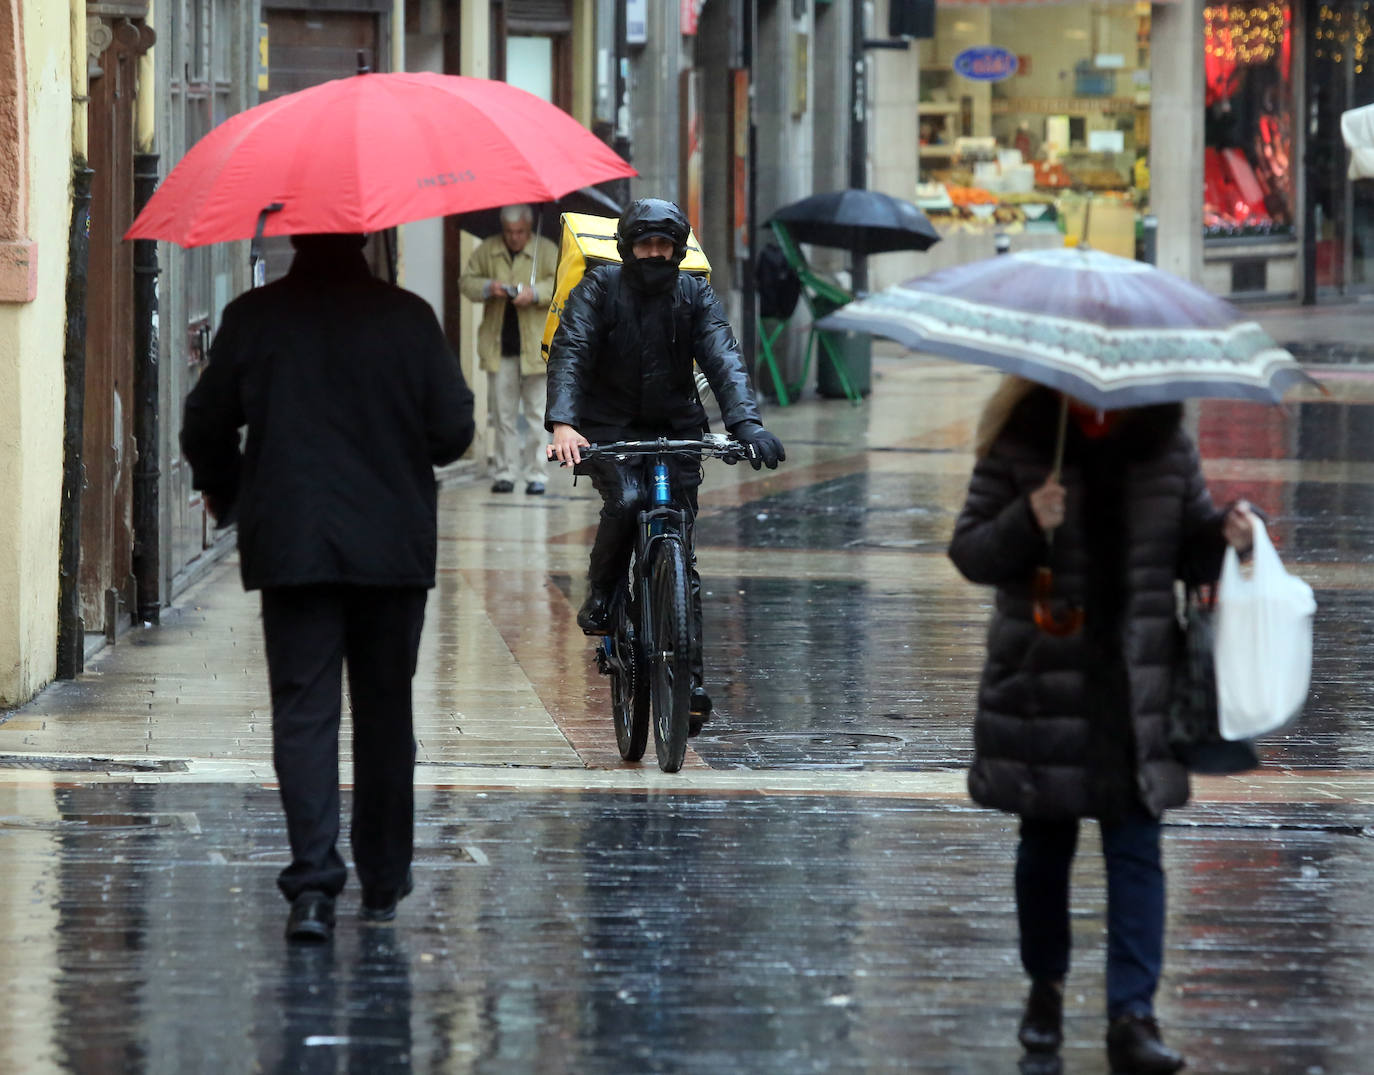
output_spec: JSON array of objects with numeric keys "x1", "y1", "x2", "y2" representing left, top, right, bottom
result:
[{"x1": 576, "y1": 452, "x2": 705, "y2": 688}]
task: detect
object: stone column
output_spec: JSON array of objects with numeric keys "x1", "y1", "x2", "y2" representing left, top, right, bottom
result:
[
  {"x1": 626, "y1": 2, "x2": 684, "y2": 199},
  {"x1": 1150, "y1": 0, "x2": 1204, "y2": 283},
  {"x1": 869, "y1": 0, "x2": 923, "y2": 290}
]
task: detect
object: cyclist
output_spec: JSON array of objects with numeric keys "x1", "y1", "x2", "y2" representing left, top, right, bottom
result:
[{"x1": 546, "y1": 198, "x2": 784, "y2": 731}]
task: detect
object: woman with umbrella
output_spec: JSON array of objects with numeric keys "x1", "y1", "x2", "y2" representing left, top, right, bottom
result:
[{"x1": 948, "y1": 376, "x2": 1256, "y2": 1074}]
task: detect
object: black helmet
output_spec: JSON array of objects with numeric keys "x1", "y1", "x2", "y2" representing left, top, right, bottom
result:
[{"x1": 616, "y1": 198, "x2": 690, "y2": 265}]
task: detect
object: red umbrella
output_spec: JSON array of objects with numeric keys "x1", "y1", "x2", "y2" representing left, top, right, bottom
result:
[{"x1": 125, "y1": 72, "x2": 636, "y2": 246}]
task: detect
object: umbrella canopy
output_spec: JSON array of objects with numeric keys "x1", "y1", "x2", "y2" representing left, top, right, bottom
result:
[
  {"x1": 453, "y1": 185, "x2": 623, "y2": 240},
  {"x1": 818, "y1": 246, "x2": 1314, "y2": 410},
  {"x1": 125, "y1": 72, "x2": 636, "y2": 246},
  {"x1": 768, "y1": 189, "x2": 941, "y2": 254}
]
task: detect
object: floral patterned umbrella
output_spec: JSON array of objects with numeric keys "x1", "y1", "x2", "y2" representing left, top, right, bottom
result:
[{"x1": 817, "y1": 246, "x2": 1314, "y2": 410}]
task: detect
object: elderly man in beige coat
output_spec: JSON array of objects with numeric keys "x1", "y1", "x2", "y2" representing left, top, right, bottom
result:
[{"x1": 459, "y1": 204, "x2": 559, "y2": 494}]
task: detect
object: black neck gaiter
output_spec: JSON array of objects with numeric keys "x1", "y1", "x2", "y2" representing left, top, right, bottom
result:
[{"x1": 623, "y1": 256, "x2": 680, "y2": 295}]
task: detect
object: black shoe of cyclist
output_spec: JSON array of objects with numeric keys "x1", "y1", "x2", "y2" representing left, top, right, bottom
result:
[
  {"x1": 576, "y1": 586, "x2": 614, "y2": 635},
  {"x1": 688, "y1": 687, "x2": 712, "y2": 737}
]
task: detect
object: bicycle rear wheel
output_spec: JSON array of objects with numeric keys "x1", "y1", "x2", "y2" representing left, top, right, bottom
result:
[
  {"x1": 610, "y1": 586, "x2": 649, "y2": 761},
  {"x1": 648, "y1": 538, "x2": 693, "y2": 772}
]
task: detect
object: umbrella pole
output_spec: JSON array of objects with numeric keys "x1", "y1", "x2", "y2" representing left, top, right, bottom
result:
[
  {"x1": 249, "y1": 202, "x2": 284, "y2": 288},
  {"x1": 1041, "y1": 394, "x2": 1069, "y2": 546},
  {"x1": 530, "y1": 208, "x2": 541, "y2": 290},
  {"x1": 1033, "y1": 393, "x2": 1084, "y2": 637},
  {"x1": 1050, "y1": 394, "x2": 1069, "y2": 484}
]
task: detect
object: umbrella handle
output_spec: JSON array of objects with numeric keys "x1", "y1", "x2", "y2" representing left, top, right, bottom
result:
[{"x1": 1032, "y1": 566, "x2": 1084, "y2": 637}]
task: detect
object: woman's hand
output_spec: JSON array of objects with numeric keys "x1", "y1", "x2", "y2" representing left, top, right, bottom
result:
[
  {"x1": 547, "y1": 422, "x2": 590, "y2": 466},
  {"x1": 1223, "y1": 499, "x2": 1256, "y2": 555},
  {"x1": 1029, "y1": 478, "x2": 1066, "y2": 532}
]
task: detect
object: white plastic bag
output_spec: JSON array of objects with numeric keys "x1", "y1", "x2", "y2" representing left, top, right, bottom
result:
[{"x1": 1214, "y1": 518, "x2": 1316, "y2": 740}]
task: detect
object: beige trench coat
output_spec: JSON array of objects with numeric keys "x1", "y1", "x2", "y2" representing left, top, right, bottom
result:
[{"x1": 459, "y1": 234, "x2": 559, "y2": 376}]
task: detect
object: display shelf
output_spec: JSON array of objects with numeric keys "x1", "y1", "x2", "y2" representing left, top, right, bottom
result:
[{"x1": 918, "y1": 101, "x2": 961, "y2": 115}]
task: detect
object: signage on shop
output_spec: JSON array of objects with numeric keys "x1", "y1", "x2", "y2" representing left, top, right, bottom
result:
[
  {"x1": 626, "y1": 0, "x2": 647, "y2": 45},
  {"x1": 681, "y1": 0, "x2": 704, "y2": 35},
  {"x1": 953, "y1": 46, "x2": 1019, "y2": 83}
]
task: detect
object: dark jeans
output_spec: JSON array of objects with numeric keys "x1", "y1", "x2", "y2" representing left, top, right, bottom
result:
[
  {"x1": 1016, "y1": 811, "x2": 1165, "y2": 1020},
  {"x1": 578, "y1": 452, "x2": 704, "y2": 685},
  {"x1": 261, "y1": 584, "x2": 427, "y2": 902}
]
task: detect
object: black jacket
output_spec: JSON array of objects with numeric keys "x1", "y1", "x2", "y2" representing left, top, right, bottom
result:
[
  {"x1": 180, "y1": 248, "x2": 474, "y2": 591},
  {"x1": 948, "y1": 388, "x2": 1229, "y2": 820},
  {"x1": 545, "y1": 265, "x2": 761, "y2": 441}
]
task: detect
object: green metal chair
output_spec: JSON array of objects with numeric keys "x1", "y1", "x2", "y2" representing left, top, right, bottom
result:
[
  {"x1": 755, "y1": 313, "x2": 793, "y2": 406},
  {"x1": 770, "y1": 220, "x2": 861, "y2": 405}
]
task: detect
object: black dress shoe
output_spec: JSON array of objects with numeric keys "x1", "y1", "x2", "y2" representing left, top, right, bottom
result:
[
  {"x1": 1019, "y1": 979, "x2": 1064, "y2": 1054},
  {"x1": 525, "y1": 481, "x2": 545, "y2": 495},
  {"x1": 361, "y1": 869, "x2": 415, "y2": 923},
  {"x1": 576, "y1": 586, "x2": 614, "y2": 635},
  {"x1": 688, "y1": 687, "x2": 712, "y2": 737},
  {"x1": 1106, "y1": 1013, "x2": 1186, "y2": 1074},
  {"x1": 491, "y1": 479, "x2": 515, "y2": 493},
  {"x1": 285, "y1": 890, "x2": 335, "y2": 943},
  {"x1": 1018, "y1": 1053, "x2": 1062, "y2": 1075}
]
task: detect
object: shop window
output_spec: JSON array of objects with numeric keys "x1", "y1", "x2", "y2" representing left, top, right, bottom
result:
[
  {"x1": 1203, "y1": 1, "x2": 1295, "y2": 239},
  {"x1": 915, "y1": 2, "x2": 1153, "y2": 259}
]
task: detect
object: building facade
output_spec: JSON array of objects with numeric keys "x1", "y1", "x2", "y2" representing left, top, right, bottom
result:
[{"x1": 0, "y1": 2, "x2": 79, "y2": 705}]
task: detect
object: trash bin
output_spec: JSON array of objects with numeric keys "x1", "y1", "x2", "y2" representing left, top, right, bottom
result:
[{"x1": 816, "y1": 326, "x2": 872, "y2": 399}]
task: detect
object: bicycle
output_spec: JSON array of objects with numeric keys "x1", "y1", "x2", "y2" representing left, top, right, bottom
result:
[{"x1": 574, "y1": 434, "x2": 747, "y2": 773}]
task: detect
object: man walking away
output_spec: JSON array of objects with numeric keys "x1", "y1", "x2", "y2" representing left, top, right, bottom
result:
[
  {"x1": 460, "y1": 204, "x2": 558, "y2": 494},
  {"x1": 181, "y1": 232, "x2": 474, "y2": 943}
]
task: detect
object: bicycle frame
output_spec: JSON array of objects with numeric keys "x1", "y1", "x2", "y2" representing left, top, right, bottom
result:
[{"x1": 577, "y1": 436, "x2": 745, "y2": 771}]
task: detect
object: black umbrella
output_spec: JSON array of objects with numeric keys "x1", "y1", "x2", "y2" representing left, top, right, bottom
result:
[
  {"x1": 453, "y1": 185, "x2": 624, "y2": 239},
  {"x1": 768, "y1": 189, "x2": 941, "y2": 254}
]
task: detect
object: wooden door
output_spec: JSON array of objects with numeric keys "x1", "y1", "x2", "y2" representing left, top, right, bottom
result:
[
  {"x1": 81, "y1": 19, "x2": 152, "y2": 640},
  {"x1": 259, "y1": 9, "x2": 386, "y2": 282}
]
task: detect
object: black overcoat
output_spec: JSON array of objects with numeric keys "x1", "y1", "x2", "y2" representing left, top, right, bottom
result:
[
  {"x1": 180, "y1": 248, "x2": 474, "y2": 591},
  {"x1": 544, "y1": 265, "x2": 760, "y2": 441},
  {"x1": 948, "y1": 387, "x2": 1229, "y2": 820}
]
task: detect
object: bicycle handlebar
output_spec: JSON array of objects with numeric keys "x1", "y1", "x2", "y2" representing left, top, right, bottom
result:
[{"x1": 577, "y1": 435, "x2": 748, "y2": 464}]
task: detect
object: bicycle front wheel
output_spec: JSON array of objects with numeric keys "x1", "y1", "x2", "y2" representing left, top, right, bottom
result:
[
  {"x1": 647, "y1": 538, "x2": 693, "y2": 772},
  {"x1": 611, "y1": 584, "x2": 649, "y2": 762}
]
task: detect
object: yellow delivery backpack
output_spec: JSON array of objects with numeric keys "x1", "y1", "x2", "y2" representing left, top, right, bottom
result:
[{"x1": 541, "y1": 212, "x2": 712, "y2": 361}]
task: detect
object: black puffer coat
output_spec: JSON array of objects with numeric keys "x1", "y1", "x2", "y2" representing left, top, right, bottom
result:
[
  {"x1": 948, "y1": 386, "x2": 1229, "y2": 820},
  {"x1": 544, "y1": 265, "x2": 760, "y2": 441}
]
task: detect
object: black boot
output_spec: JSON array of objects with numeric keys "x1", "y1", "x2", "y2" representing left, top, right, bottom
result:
[
  {"x1": 1018, "y1": 979, "x2": 1064, "y2": 1060},
  {"x1": 577, "y1": 585, "x2": 614, "y2": 635},
  {"x1": 1106, "y1": 1013, "x2": 1186, "y2": 1074},
  {"x1": 688, "y1": 686, "x2": 712, "y2": 737}
]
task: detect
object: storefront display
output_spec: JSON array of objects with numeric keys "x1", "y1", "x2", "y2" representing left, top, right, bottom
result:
[
  {"x1": 1203, "y1": 1, "x2": 1295, "y2": 237},
  {"x1": 916, "y1": 1, "x2": 1151, "y2": 259},
  {"x1": 1308, "y1": 1, "x2": 1374, "y2": 293}
]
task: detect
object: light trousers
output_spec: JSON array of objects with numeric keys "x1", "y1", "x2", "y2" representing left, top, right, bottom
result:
[{"x1": 489, "y1": 356, "x2": 548, "y2": 485}]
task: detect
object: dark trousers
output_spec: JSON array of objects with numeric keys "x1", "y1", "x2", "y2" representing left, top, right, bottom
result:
[
  {"x1": 1016, "y1": 811, "x2": 1165, "y2": 1020},
  {"x1": 579, "y1": 453, "x2": 704, "y2": 685},
  {"x1": 261, "y1": 584, "x2": 427, "y2": 902}
]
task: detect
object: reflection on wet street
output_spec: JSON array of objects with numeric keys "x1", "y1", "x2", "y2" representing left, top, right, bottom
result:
[
  {"x1": 4, "y1": 349, "x2": 1374, "y2": 1072},
  {"x1": 2, "y1": 783, "x2": 1373, "y2": 1074}
]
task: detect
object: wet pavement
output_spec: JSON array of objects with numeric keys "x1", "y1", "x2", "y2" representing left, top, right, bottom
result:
[{"x1": 4, "y1": 321, "x2": 1374, "y2": 1073}]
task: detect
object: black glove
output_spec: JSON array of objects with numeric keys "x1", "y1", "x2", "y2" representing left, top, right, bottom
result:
[{"x1": 733, "y1": 422, "x2": 785, "y2": 471}]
